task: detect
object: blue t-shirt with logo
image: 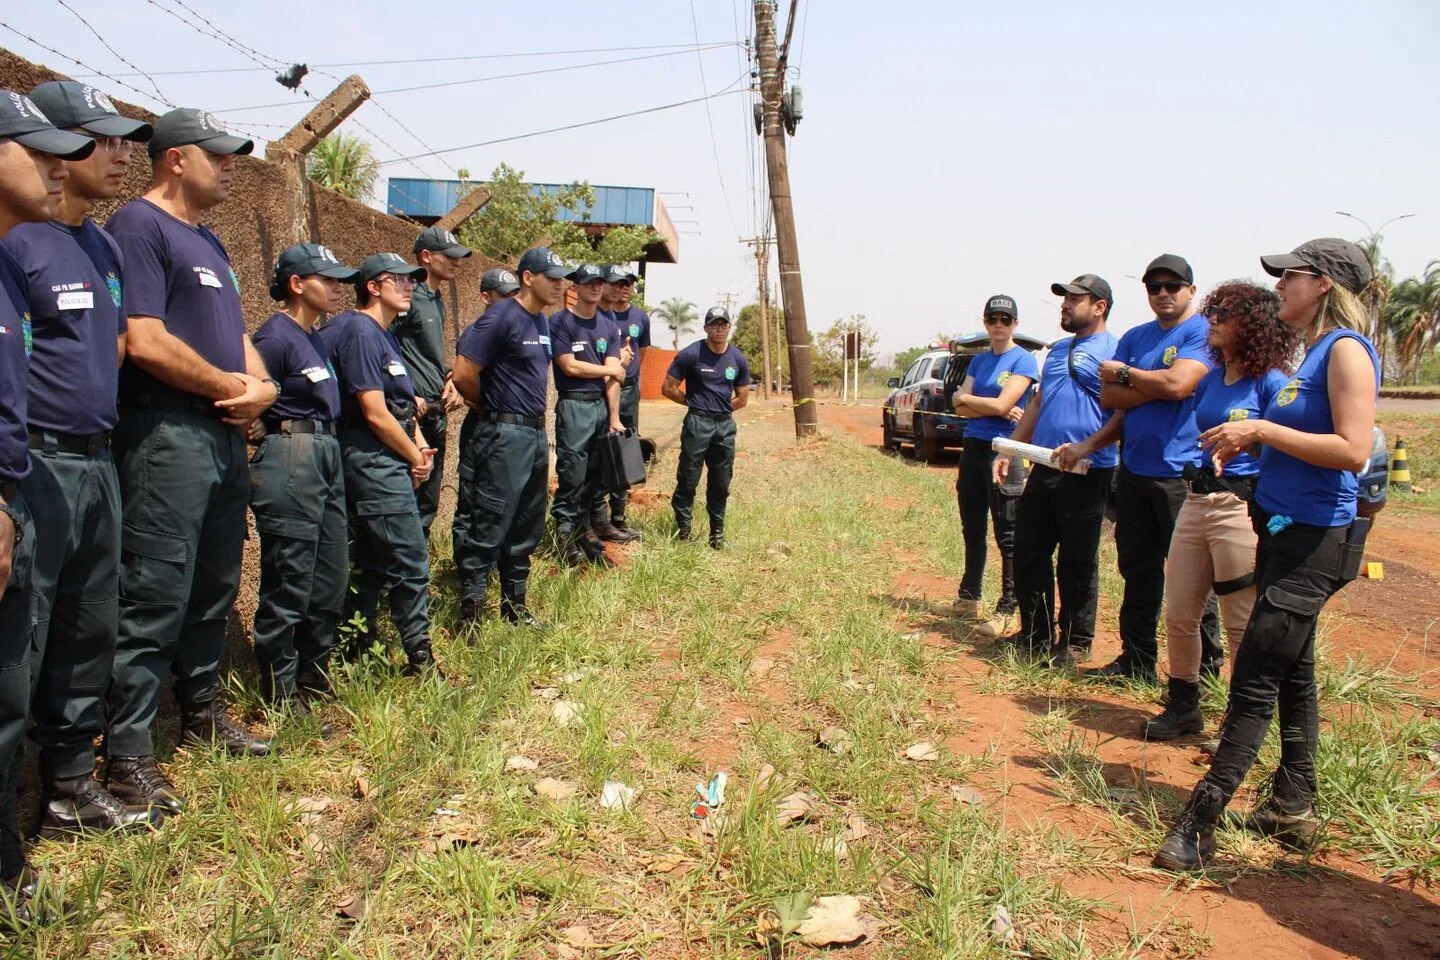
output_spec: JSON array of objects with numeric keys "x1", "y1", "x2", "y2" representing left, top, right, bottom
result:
[
  {"x1": 1256, "y1": 331, "x2": 1380, "y2": 527},
  {"x1": 611, "y1": 305, "x2": 652, "y2": 380},
  {"x1": 457, "y1": 296, "x2": 551, "y2": 418},
  {"x1": 252, "y1": 312, "x2": 342, "y2": 423},
  {"x1": 1114, "y1": 314, "x2": 1213, "y2": 478},
  {"x1": 550, "y1": 308, "x2": 621, "y2": 394},
  {"x1": 1191, "y1": 367, "x2": 1290, "y2": 477},
  {"x1": 1031, "y1": 330, "x2": 1120, "y2": 469},
  {"x1": 315, "y1": 310, "x2": 417, "y2": 426},
  {"x1": 668, "y1": 340, "x2": 751, "y2": 416},
  {"x1": 962, "y1": 345, "x2": 1040, "y2": 442},
  {"x1": 107, "y1": 199, "x2": 245, "y2": 401},
  {"x1": 2, "y1": 219, "x2": 127, "y2": 435},
  {"x1": 0, "y1": 249, "x2": 31, "y2": 482}
]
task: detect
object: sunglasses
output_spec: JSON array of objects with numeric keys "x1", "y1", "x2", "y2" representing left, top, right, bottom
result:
[
  {"x1": 1145, "y1": 280, "x2": 1188, "y2": 296},
  {"x1": 983, "y1": 314, "x2": 1015, "y2": 326},
  {"x1": 1282, "y1": 268, "x2": 1322, "y2": 281}
]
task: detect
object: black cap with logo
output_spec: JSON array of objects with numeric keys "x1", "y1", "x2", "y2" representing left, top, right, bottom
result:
[
  {"x1": 516, "y1": 247, "x2": 571, "y2": 280},
  {"x1": 480, "y1": 268, "x2": 520, "y2": 295},
  {"x1": 602, "y1": 264, "x2": 638, "y2": 283},
  {"x1": 1141, "y1": 253, "x2": 1194, "y2": 284},
  {"x1": 0, "y1": 90, "x2": 96, "y2": 159},
  {"x1": 270, "y1": 243, "x2": 359, "y2": 299},
  {"x1": 984, "y1": 294, "x2": 1018, "y2": 318},
  {"x1": 356, "y1": 252, "x2": 426, "y2": 286},
  {"x1": 1051, "y1": 274, "x2": 1114, "y2": 306},
  {"x1": 413, "y1": 226, "x2": 471, "y2": 259},
  {"x1": 569, "y1": 263, "x2": 606, "y2": 285},
  {"x1": 704, "y1": 306, "x2": 732, "y2": 326},
  {"x1": 1260, "y1": 238, "x2": 1373, "y2": 294},
  {"x1": 28, "y1": 81, "x2": 152, "y2": 142},
  {"x1": 148, "y1": 108, "x2": 254, "y2": 157}
]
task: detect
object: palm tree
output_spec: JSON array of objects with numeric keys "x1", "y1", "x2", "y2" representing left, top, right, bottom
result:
[
  {"x1": 1355, "y1": 236, "x2": 1396, "y2": 378},
  {"x1": 306, "y1": 132, "x2": 380, "y2": 201},
  {"x1": 652, "y1": 297, "x2": 699, "y2": 349},
  {"x1": 1382, "y1": 262, "x2": 1440, "y2": 384}
]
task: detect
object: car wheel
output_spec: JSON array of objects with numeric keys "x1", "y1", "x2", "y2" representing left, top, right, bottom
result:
[
  {"x1": 882, "y1": 414, "x2": 899, "y2": 451},
  {"x1": 916, "y1": 417, "x2": 943, "y2": 462}
]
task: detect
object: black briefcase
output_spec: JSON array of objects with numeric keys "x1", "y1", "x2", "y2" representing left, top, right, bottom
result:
[{"x1": 596, "y1": 429, "x2": 648, "y2": 490}]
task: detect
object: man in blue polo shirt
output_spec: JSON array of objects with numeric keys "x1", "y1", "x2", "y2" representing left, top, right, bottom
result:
[
  {"x1": 0, "y1": 87, "x2": 99, "y2": 923},
  {"x1": 594, "y1": 264, "x2": 649, "y2": 542},
  {"x1": 452, "y1": 247, "x2": 565, "y2": 625},
  {"x1": 550, "y1": 263, "x2": 625, "y2": 567},
  {"x1": 105, "y1": 107, "x2": 276, "y2": 817},
  {"x1": 1003, "y1": 274, "x2": 1120, "y2": 663},
  {"x1": 3, "y1": 81, "x2": 161, "y2": 840},
  {"x1": 1087, "y1": 254, "x2": 1218, "y2": 682},
  {"x1": 663, "y1": 307, "x2": 751, "y2": 548}
]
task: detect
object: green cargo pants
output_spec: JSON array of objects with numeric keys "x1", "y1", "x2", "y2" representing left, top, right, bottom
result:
[
  {"x1": 0, "y1": 491, "x2": 34, "y2": 879},
  {"x1": 20, "y1": 440, "x2": 120, "y2": 778},
  {"x1": 340, "y1": 427, "x2": 431, "y2": 657},
  {"x1": 414, "y1": 406, "x2": 446, "y2": 539},
  {"x1": 249, "y1": 431, "x2": 348, "y2": 698},
  {"x1": 595, "y1": 378, "x2": 640, "y2": 524},
  {"x1": 108, "y1": 409, "x2": 248, "y2": 758},
  {"x1": 465, "y1": 417, "x2": 547, "y2": 603},
  {"x1": 672, "y1": 412, "x2": 737, "y2": 532},
  {"x1": 553, "y1": 395, "x2": 608, "y2": 534},
  {"x1": 451, "y1": 409, "x2": 485, "y2": 603}
]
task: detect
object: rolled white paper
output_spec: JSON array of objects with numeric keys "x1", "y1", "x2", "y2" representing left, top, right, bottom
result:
[{"x1": 991, "y1": 437, "x2": 1091, "y2": 475}]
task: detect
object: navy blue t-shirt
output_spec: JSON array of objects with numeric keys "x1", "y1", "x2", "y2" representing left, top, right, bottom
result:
[
  {"x1": 107, "y1": 199, "x2": 246, "y2": 400},
  {"x1": 962, "y1": 345, "x2": 1040, "y2": 441},
  {"x1": 0, "y1": 249, "x2": 31, "y2": 482},
  {"x1": 457, "y1": 297, "x2": 551, "y2": 418},
  {"x1": 1191, "y1": 367, "x2": 1290, "y2": 477},
  {"x1": 1032, "y1": 330, "x2": 1120, "y2": 469},
  {"x1": 668, "y1": 340, "x2": 751, "y2": 416},
  {"x1": 1114, "y1": 314, "x2": 1214, "y2": 478},
  {"x1": 550, "y1": 308, "x2": 621, "y2": 394},
  {"x1": 610, "y1": 305, "x2": 652, "y2": 380},
  {"x1": 315, "y1": 310, "x2": 417, "y2": 426},
  {"x1": 2, "y1": 220, "x2": 126, "y2": 435},
  {"x1": 252, "y1": 312, "x2": 341, "y2": 423}
]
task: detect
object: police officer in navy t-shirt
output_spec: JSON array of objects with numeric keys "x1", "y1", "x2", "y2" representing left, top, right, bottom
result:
[
  {"x1": 452, "y1": 247, "x2": 565, "y2": 626},
  {"x1": 594, "y1": 264, "x2": 650, "y2": 541},
  {"x1": 249, "y1": 244, "x2": 356, "y2": 723},
  {"x1": 663, "y1": 307, "x2": 751, "y2": 548},
  {"x1": 2, "y1": 81, "x2": 159, "y2": 840},
  {"x1": 1087, "y1": 254, "x2": 1220, "y2": 682},
  {"x1": 0, "y1": 86, "x2": 99, "y2": 921},
  {"x1": 106, "y1": 107, "x2": 274, "y2": 816}
]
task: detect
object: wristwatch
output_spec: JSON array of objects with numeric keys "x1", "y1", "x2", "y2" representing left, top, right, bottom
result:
[
  {"x1": 1116, "y1": 365, "x2": 1131, "y2": 386},
  {"x1": 0, "y1": 502, "x2": 21, "y2": 546},
  {"x1": 262, "y1": 377, "x2": 282, "y2": 394}
]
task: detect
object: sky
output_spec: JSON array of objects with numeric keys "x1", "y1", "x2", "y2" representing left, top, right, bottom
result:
[{"x1": 4, "y1": 0, "x2": 1439, "y2": 354}]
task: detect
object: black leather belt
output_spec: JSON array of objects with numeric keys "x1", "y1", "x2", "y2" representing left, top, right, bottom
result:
[
  {"x1": 558, "y1": 390, "x2": 604, "y2": 401},
  {"x1": 687, "y1": 408, "x2": 732, "y2": 422},
  {"x1": 265, "y1": 419, "x2": 338, "y2": 436},
  {"x1": 123, "y1": 391, "x2": 218, "y2": 417},
  {"x1": 28, "y1": 429, "x2": 111, "y2": 455},
  {"x1": 483, "y1": 411, "x2": 544, "y2": 430},
  {"x1": 623, "y1": 376, "x2": 639, "y2": 387}
]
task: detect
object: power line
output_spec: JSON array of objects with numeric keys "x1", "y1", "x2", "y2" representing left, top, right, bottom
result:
[
  {"x1": 690, "y1": 0, "x2": 743, "y2": 239},
  {"x1": 376, "y1": 80, "x2": 748, "y2": 166},
  {"x1": 146, "y1": 0, "x2": 286, "y2": 69},
  {"x1": 55, "y1": 0, "x2": 173, "y2": 107},
  {"x1": 797, "y1": 0, "x2": 811, "y2": 71}
]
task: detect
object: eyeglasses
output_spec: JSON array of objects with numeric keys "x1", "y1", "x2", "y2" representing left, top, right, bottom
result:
[
  {"x1": 380, "y1": 274, "x2": 416, "y2": 289},
  {"x1": 1146, "y1": 280, "x2": 1188, "y2": 296},
  {"x1": 983, "y1": 314, "x2": 1015, "y2": 326},
  {"x1": 1207, "y1": 311, "x2": 1230, "y2": 325}
]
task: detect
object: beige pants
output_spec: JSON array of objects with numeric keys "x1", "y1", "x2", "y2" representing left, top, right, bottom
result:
[{"x1": 1164, "y1": 490, "x2": 1258, "y2": 682}]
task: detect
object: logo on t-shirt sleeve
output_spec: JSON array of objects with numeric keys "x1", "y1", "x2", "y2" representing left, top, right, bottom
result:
[
  {"x1": 596, "y1": 337, "x2": 608, "y2": 354},
  {"x1": 997, "y1": 371, "x2": 1012, "y2": 386},
  {"x1": 1276, "y1": 379, "x2": 1301, "y2": 406},
  {"x1": 628, "y1": 323, "x2": 641, "y2": 339},
  {"x1": 1162, "y1": 345, "x2": 1179, "y2": 367},
  {"x1": 106, "y1": 272, "x2": 122, "y2": 307},
  {"x1": 724, "y1": 365, "x2": 737, "y2": 381}
]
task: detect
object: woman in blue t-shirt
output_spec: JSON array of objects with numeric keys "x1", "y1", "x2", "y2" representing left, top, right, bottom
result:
[
  {"x1": 1154, "y1": 240, "x2": 1379, "y2": 872},
  {"x1": 949, "y1": 295, "x2": 1039, "y2": 637},
  {"x1": 1144, "y1": 281, "x2": 1294, "y2": 743}
]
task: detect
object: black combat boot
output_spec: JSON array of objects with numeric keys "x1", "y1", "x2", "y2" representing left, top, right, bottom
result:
[
  {"x1": 1084, "y1": 655, "x2": 1157, "y2": 683},
  {"x1": 500, "y1": 596, "x2": 542, "y2": 627},
  {"x1": 402, "y1": 641, "x2": 445, "y2": 679},
  {"x1": 1152, "y1": 780, "x2": 1226, "y2": 871},
  {"x1": 1143, "y1": 677, "x2": 1204, "y2": 741},
  {"x1": 104, "y1": 756, "x2": 185, "y2": 816},
  {"x1": 708, "y1": 523, "x2": 725, "y2": 550},
  {"x1": 593, "y1": 519, "x2": 639, "y2": 544},
  {"x1": 458, "y1": 596, "x2": 482, "y2": 624},
  {"x1": 579, "y1": 532, "x2": 616, "y2": 568},
  {"x1": 180, "y1": 688, "x2": 272, "y2": 757},
  {"x1": 606, "y1": 515, "x2": 642, "y2": 542},
  {"x1": 38, "y1": 766, "x2": 160, "y2": 839},
  {"x1": 1242, "y1": 793, "x2": 1319, "y2": 851}
]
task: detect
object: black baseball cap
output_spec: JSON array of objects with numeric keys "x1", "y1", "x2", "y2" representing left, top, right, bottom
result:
[
  {"x1": 271, "y1": 243, "x2": 358, "y2": 299},
  {"x1": 148, "y1": 108, "x2": 254, "y2": 157},
  {"x1": 1261, "y1": 238, "x2": 1373, "y2": 295},
  {"x1": 704, "y1": 306, "x2": 732, "y2": 326},
  {"x1": 602, "y1": 264, "x2": 637, "y2": 283},
  {"x1": 1141, "y1": 254, "x2": 1194, "y2": 285},
  {"x1": 356, "y1": 252, "x2": 426, "y2": 285},
  {"x1": 0, "y1": 90, "x2": 96, "y2": 159},
  {"x1": 985, "y1": 294, "x2": 1018, "y2": 318},
  {"x1": 1051, "y1": 274, "x2": 1114, "y2": 305},
  {"x1": 413, "y1": 225, "x2": 470, "y2": 259},
  {"x1": 516, "y1": 247, "x2": 570, "y2": 280},
  {"x1": 569, "y1": 263, "x2": 606, "y2": 285},
  {"x1": 28, "y1": 81, "x2": 152, "y2": 142},
  {"x1": 480, "y1": 267, "x2": 520, "y2": 294}
]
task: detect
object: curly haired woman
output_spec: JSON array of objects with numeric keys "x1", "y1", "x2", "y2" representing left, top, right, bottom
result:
[{"x1": 1144, "y1": 281, "x2": 1295, "y2": 742}]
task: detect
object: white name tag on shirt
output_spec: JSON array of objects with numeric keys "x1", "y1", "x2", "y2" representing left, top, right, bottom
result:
[
  {"x1": 56, "y1": 291, "x2": 94, "y2": 311},
  {"x1": 539, "y1": 336, "x2": 551, "y2": 346},
  {"x1": 303, "y1": 367, "x2": 331, "y2": 383},
  {"x1": 197, "y1": 272, "x2": 222, "y2": 288},
  {"x1": 572, "y1": 343, "x2": 586, "y2": 352},
  {"x1": 386, "y1": 361, "x2": 407, "y2": 377}
]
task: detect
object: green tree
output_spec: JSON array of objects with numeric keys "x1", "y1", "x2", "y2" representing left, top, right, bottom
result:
[
  {"x1": 812, "y1": 315, "x2": 878, "y2": 386},
  {"x1": 652, "y1": 298, "x2": 699, "y2": 349},
  {"x1": 732, "y1": 302, "x2": 788, "y2": 383},
  {"x1": 891, "y1": 344, "x2": 931, "y2": 377},
  {"x1": 306, "y1": 132, "x2": 379, "y2": 201},
  {"x1": 1382, "y1": 261, "x2": 1440, "y2": 384}
]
